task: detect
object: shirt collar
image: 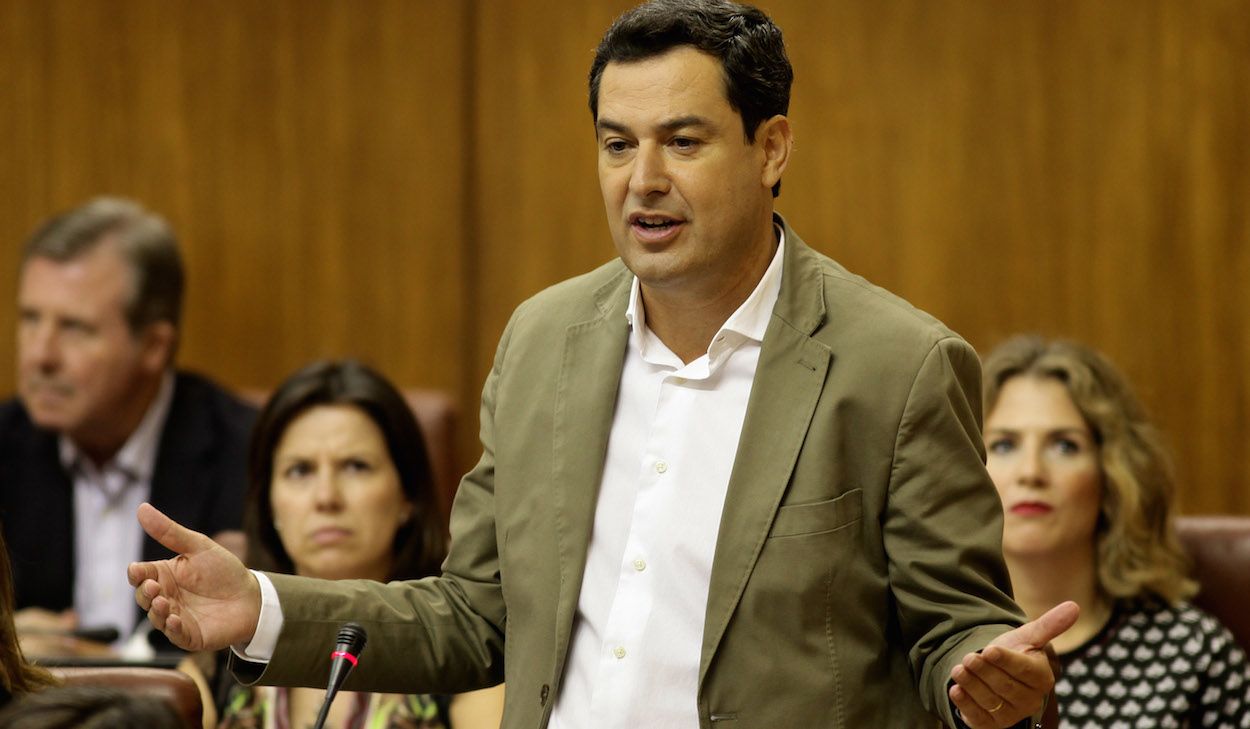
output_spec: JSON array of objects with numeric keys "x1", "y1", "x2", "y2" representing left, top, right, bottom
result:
[
  {"x1": 625, "y1": 222, "x2": 786, "y2": 349},
  {"x1": 59, "y1": 370, "x2": 176, "y2": 481}
]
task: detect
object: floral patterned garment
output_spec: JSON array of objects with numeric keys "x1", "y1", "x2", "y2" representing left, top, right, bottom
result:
[
  {"x1": 216, "y1": 684, "x2": 449, "y2": 729},
  {"x1": 1057, "y1": 598, "x2": 1250, "y2": 728}
]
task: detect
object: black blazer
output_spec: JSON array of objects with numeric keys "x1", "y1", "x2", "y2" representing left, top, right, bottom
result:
[{"x1": 0, "y1": 371, "x2": 256, "y2": 612}]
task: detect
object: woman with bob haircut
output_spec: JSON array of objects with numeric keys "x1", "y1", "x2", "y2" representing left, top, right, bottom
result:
[
  {"x1": 981, "y1": 335, "x2": 1248, "y2": 727},
  {"x1": 183, "y1": 360, "x2": 502, "y2": 729}
]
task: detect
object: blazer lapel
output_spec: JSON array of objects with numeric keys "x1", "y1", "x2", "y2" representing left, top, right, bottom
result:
[
  {"x1": 700, "y1": 222, "x2": 833, "y2": 684},
  {"x1": 549, "y1": 269, "x2": 632, "y2": 677}
]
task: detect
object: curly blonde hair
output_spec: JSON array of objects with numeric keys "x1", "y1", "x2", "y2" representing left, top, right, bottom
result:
[{"x1": 982, "y1": 335, "x2": 1196, "y2": 604}]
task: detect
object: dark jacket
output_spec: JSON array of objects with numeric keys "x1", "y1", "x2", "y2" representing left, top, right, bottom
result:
[{"x1": 0, "y1": 371, "x2": 255, "y2": 613}]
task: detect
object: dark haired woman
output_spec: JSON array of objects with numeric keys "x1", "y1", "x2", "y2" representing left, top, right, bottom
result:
[{"x1": 183, "y1": 360, "x2": 503, "y2": 729}]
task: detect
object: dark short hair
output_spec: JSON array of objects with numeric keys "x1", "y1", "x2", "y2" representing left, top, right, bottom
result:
[
  {"x1": 21, "y1": 197, "x2": 184, "y2": 334},
  {"x1": 0, "y1": 686, "x2": 187, "y2": 729},
  {"x1": 244, "y1": 360, "x2": 446, "y2": 581},
  {"x1": 589, "y1": 0, "x2": 793, "y2": 196}
]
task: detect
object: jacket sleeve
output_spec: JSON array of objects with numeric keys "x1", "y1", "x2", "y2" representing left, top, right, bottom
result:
[{"x1": 882, "y1": 336, "x2": 1026, "y2": 726}]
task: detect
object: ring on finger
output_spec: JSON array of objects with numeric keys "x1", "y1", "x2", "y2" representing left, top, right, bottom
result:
[{"x1": 988, "y1": 698, "x2": 1004, "y2": 713}]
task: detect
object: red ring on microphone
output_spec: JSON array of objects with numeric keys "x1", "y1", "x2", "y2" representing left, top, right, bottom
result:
[{"x1": 330, "y1": 650, "x2": 358, "y2": 667}]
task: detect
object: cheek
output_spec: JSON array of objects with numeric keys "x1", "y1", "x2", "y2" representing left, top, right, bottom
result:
[
  {"x1": 270, "y1": 489, "x2": 306, "y2": 531},
  {"x1": 356, "y1": 481, "x2": 409, "y2": 535},
  {"x1": 984, "y1": 456, "x2": 1011, "y2": 495},
  {"x1": 1060, "y1": 467, "x2": 1103, "y2": 529}
]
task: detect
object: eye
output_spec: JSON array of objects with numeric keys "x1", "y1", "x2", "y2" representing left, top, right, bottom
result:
[
  {"x1": 671, "y1": 136, "x2": 700, "y2": 152},
  {"x1": 987, "y1": 437, "x2": 1015, "y2": 455},
  {"x1": 62, "y1": 319, "x2": 95, "y2": 335},
  {"x1": 281, "y1": 461, "x2": 315, "y2": 480},
  {"x1": 1053, "y1": 438, "x2": 1082, "y2": 455},
  {"x1": 603, "y1": 139, "x2": 630, "y2": 155},
  {"x1": 342, "y1": 458, "x2": 374, "y2": 474}
]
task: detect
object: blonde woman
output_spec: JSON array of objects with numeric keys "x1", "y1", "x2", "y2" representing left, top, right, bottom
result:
[{"x1": 981, "y1": 335, "x2": 1249, "y2": 727}]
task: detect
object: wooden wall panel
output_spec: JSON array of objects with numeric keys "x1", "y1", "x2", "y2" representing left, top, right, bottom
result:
[
  {"x1": 1, "y1": 1, "x2": 1246, "y2": 516},
  {"x1": 0, "y1": 0, "x2": 471, "y2": 398},
  {"x1": 470, "y1": 0, "x2": 1249, "y2": 514},
  {"x1": 769, "y1": 0, "x2": 1250, "y2": 513}
]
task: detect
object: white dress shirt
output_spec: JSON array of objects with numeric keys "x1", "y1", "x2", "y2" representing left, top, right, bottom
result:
[
  {"x1": 549, "y1": 232, "x2": 784, "y2": 729},
  {"x1": 61, "y1": 370, "x2": 174, "y2": 646},
  {"x1": 245, "y1": 231, "x2": 785, "y2": 729}
]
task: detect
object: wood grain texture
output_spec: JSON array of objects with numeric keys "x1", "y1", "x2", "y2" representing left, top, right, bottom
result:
[{"x1": 1, "y1": 0, "x2": 1246, "y2": 515}]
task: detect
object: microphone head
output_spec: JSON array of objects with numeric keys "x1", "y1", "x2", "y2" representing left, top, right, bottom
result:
[{"x1": 335, "y1": 622, "x2": 368, "y2": 656}]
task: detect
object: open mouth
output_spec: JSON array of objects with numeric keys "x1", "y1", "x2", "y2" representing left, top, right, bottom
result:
[{"x1": 630, "y1": 213, "x2": 684, "y2": 241}]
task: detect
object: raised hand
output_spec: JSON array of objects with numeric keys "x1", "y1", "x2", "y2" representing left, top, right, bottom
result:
[
  {"x1": 949, "y1": 601, "x2": 1079, "y2": 728},
  {"x1": 127, "y1": 502, "x2": 262, "y2": 652}
]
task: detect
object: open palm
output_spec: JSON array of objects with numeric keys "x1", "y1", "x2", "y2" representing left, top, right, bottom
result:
[{"x1": 128, "y1": 503, "x2": 262, "y2": 652}]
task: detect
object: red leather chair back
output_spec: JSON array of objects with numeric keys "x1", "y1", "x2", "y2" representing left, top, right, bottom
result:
[
  {"x1": 1174, "y1": 515, "x2": 1250, "y2": 653},
  {"x1": 50, "y1": 666, "x2": 203, "y2": 728}
]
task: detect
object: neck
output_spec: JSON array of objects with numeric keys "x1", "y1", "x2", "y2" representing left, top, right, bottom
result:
[
  {"x1": 1005, "y1": 544, "x2": 1110, "y2": 654},
  {"x1": 641, "y1": 226, "x2": 778, "y2": 364}
]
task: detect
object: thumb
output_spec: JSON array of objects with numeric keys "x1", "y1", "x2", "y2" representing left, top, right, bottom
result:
[
  {"x1": 994, "y1": 600, "x2": 1081, "y2": 651},
  {"x1": 137, "y1": 502, "x2": 215, "y2": 556}
]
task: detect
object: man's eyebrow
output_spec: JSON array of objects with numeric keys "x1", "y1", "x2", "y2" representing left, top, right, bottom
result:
[
  {"x1": 595, "y1": 115, "x2": 716, "y2": 137},
  {"x1": 658, "y1": 115, "x2": 713, "y2": 133},
  {"x1": 596, "y1": 118, "x2": 630, "y2": 136}
]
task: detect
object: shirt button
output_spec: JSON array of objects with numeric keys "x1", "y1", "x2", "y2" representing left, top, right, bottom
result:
[
  {"x1": 613, "y1": 646, "x2": 626, "y2": 659},
  {"x1": 655, "y1": 460, "x2": 668, "y2": 474},
  {"x1": 673, "y1": 377, "x2": 687, "y2": 386},
  {"x1": 633, "y1": 559, "x2": 647, "y2": 572}
]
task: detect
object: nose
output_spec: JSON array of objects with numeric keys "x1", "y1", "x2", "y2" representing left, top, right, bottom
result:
[
  {"x1": 312, "y1": 472, "x2": 345, "y2": 511},
  {"x1": 1016, "y1": 442, "x2": 1046, "y2": 487},
  {"x1": 628, "y1": 143, "x2": 671, "y2": 198},
  {"x1": 20, "y1": 319, "x2": 61, "y2": 373}
]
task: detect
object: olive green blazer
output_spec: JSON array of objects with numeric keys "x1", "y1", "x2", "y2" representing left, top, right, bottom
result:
[{"x1": 236, "y1": 217, "x2": 1025, "y2": 728}]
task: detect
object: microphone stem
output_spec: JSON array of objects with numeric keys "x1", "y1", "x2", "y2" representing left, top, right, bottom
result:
[{"x1": 312, "y1": 690, "x2": 337, "y2": 729}]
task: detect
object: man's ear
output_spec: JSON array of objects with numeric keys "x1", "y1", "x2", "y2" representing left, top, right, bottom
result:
[
  {"x1": 758, "y1": 114, "x2": 793, "y2": 191},
  {"x1": 139, "y1": 321, "x2": 177, "y2": 373}
]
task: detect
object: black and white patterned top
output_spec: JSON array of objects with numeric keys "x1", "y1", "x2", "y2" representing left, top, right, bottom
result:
[{"x1": 1057, "y1": 598, "x2": 1250, "y2": 728}]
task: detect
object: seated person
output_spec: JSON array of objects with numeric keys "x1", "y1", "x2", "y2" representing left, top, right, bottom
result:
[
  {"x1": 182, "y1": 360, "x2": 503, "y2": 729},
  {"x1": 0, "y1": 686, "x2": 187, "y2": 729},
  {"x1": 0, "y1": 531, "x2": 56, "y2": 710},
  {"x1": 981, "y1": 335, "x2": 1250, "y2": 726},
  {"x1": 0, "y1": 197, "x2": 255, "y2": 657}
]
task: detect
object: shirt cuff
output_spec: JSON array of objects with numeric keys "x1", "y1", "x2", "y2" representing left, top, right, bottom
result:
[{"x1": 230, "y1": 570, "x2": 283, "y2": 663}]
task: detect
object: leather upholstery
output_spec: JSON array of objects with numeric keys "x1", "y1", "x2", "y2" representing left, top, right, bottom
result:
[{"x1": 1174, "y1": 515, "x2": 1250, "y2": 653}]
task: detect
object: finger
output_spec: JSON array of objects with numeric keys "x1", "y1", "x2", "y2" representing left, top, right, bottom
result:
[
  {"x1": 148, "y1": 595, "x2": 170, "y2": 632},
  {"x1": 980, "y1": 644, "x2": 1054, "y2": 694},
  {"x1": 137, "y1": 502, "x2": 214, "y2": 555},
  {"x1": 135, "y1": 580, "x2": 157, "y2": 612},
  {"x1": 992, "y1": 600, "x2": 1079, "y2": 651},
  {"x1": 165, "y1": 612, "x2": 192, "y2": 651},
  {"x1": 952, "y1": 661, "x2": 1010, "y2": 717},
  {"x1": 948, "y1": 678, "x2": 997, "y2": 729},
  {"x1": 961, "y1": 651, "x2": 1034, "y2": 712},
  {"x1": 127, "y1": 561, "x2": 157, "y2": 588}
]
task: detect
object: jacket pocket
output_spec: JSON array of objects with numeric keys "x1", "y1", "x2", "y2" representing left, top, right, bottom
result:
[{"x1": 768, "y1": 489, "x2": 862, "y2": 538}]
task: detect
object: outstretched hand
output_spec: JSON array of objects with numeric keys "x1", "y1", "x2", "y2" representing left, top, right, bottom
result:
[
  {"x1": 949, "y1": 601, "x2": 1079, "y2": 728},
  {"x1": 127, "y1": 503, "x2": 262, "y2": 652}
]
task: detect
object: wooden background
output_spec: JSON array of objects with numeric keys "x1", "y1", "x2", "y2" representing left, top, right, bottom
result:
[{"x1": 1, "y1": 0, "x2": 1246, "y2": 515}]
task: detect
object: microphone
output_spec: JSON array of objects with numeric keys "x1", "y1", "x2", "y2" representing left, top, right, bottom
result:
[{"x1": 311, "y1": 622, "x2": 368, "y2": 729}]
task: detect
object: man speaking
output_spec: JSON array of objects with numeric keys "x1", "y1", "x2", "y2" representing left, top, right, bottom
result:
[{"x1": 131, "y1": 1, "x2": 1074, "y2": 726}]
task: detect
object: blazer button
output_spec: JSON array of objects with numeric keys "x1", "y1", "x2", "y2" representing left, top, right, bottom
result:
[{"x1": 540, "y1": 684, "x2": 550, "y2": 706}]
